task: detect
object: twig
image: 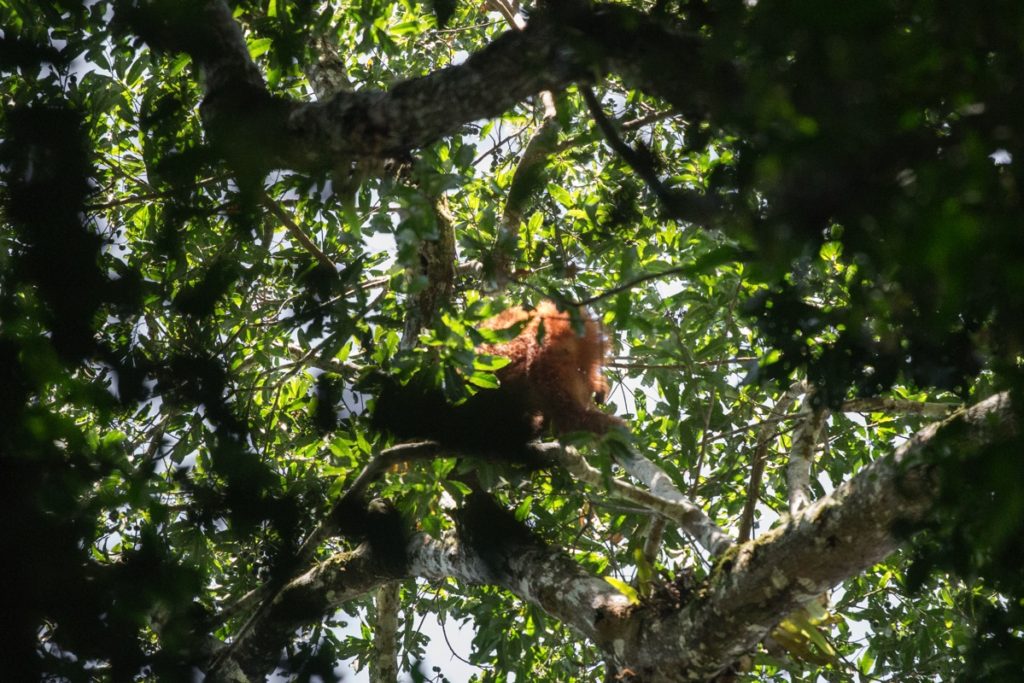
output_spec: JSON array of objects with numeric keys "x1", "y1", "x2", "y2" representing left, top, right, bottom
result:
[
  {"x1": 580, "y1": 85, "x2": 715, "y2": 224},
  {"x1": 575, "y1": 265, "x2": 693, "y2": 306},
  {"x1": 433, "y1": 19, "x2": 502, "y2": 35},
  {"x1": 689, "y1": 385, "x2": 717, "y2": 489},
  {"x1": 555, "y1": 109, "x2": 677, "y2": 153},
  {"x1": 470, "y1": 121, "x2": 529, "y2": 167},
  {"x1": 261, "y1": 192, "x2": 337, "y2": 270},
  {"x1": 608, "y1": 358, "x2": 757, "y2": 370},
  {"x1": 439, "y1": 610, "x2": 489, "y2": 669}
]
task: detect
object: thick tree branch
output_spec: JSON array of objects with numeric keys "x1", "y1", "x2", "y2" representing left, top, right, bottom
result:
[
  {"x1": 209, "y1": 544, "x2": 388, "y2": 681},
  {"x1": 207, "y1": 442, "x2": 442, "y2": 680},
  {"x1": 122, "y1": 1, "x2": 716, "y2": 176},
  {"x1": 281, "y1": 16, "x2": 573, "y2": 164},
  {"x1": 211, "y1": 393, "x2": 1013, "y2": 681},
  {"x1": 631, "y1": 392, "x2": 1013, "y2": 679},
  {"x1": 209, "y1": 507, "x2": 636, "y2": 680},
  {"x1": 369, "y1": 582, "x2": 400, "y2": 683},
  {"x1": 842, "y1": 397, "x2": 959, "y2": 417},
  {"x1": 408, "y1": 526, "x2": 635, "y2": 649}
]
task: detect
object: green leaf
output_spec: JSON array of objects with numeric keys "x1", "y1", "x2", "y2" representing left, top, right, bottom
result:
[
  {"x1": 547, "y1": 183, "x2": 574, "y2": 208},
  {"x1": 101, "y1": 430, "x2": 127, "y2": 448},
  {"x1": 514, "y1": 495, "x2": 533, "y2": 521},
  {"x1": 248, "y1": 37, "x2": 273, "y2": 59},
  {"x1": 466, "y1": 371, "x2": 499, "y2": 389},
  {"x1": 858, "y1": 649, "x2": 876, "y2": 675},
  {"x1": 472, "y1": 354, "x2": 510, "y2": 372},
  {"x1": 390, "y1": 20, "x2": 422, "y2": 36}
]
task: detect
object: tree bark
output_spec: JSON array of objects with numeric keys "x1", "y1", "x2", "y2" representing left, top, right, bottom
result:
[{"x1": 369, "y1": 583, "x2": 400, "y2": 683}]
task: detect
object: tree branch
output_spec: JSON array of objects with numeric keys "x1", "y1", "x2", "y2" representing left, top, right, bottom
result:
[
  {"x1": 542, "y1": 443, "x2": 733, "y2": 556},
  {"x1": 210, "y1": 543, "x2": 389, "y2": 681},
  {"x1": 407, "y1": 526, "x2": 635, "y2": 650},
  {"x1": 632, "y1": 392, "x2": 1013, "y2": 679},
  {"x1": 487, "y1": 0, "x2": 561, "y2": 288},
  {"x1": 210, "y1": 392, "x2": 1014, "y2": 680},
  {"x1": 369, "y1": 582, "x2": 400, "y2": 683},
  {"x1": 787, "y1": 392, "x2": 829, "y2": 516},
  {"x1": 842, "y1": 397, "x2": 959, "y2": 417},
  {"x1": 580, "y1": 85, "x2": 715, "y2": 224},
  {"x1": 615, "y1": 445, "x2": 735, "y2": 556},
  {"x1": 261, "y1": 193, "x2": 337, "y2": 270},
  {"x1": 738, "y1": 380, "x2": 808, "y2": 542},
  {"x1": 207, "y1": 441, "x2": 443, "y2": 680},
  {"x1": 122, "y1": 1, "x2": 718, "y2": 178}
]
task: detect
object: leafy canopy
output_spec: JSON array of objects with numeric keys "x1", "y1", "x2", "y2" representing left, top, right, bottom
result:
[{"x1": 2, "y1": 0, "x2": 1023, "y2": 681}]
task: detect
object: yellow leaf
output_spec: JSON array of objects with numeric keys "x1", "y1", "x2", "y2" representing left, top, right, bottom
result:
[{"x1": 604, "y1": 577, "x2": 640, "y2": 605}]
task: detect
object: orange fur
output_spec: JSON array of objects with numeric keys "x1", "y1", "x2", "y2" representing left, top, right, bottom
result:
[{"x1": 477, "y1": 301, "x2": 623, "y2": 435}]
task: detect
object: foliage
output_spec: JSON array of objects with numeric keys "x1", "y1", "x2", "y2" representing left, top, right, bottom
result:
[{"x1": 1, "y1": 0, "x2": 1023, "y2": 681}]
